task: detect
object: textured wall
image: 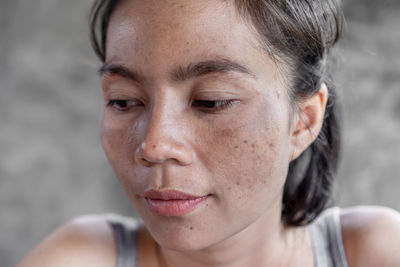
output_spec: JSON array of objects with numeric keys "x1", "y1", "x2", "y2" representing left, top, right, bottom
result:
[
  {"x1": 336, "y1": 1, "x2": 400, "y2": 207},
  {"x1": 1, "y1": 1, "x2": 399, "y2": 266}
]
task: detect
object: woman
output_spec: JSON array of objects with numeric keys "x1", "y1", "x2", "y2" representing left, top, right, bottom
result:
[{"x1": 19, "y1": 0, "x2": 400, "y2": 266}]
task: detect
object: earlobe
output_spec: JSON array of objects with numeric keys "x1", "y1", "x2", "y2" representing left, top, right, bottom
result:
[{"x1": 290, "y1": 84, "x2": 329, "y2": 161}]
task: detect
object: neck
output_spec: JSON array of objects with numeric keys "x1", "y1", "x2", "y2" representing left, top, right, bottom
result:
[{"x1": 157, "y1": 204, "x2": 305, "y2": 267}]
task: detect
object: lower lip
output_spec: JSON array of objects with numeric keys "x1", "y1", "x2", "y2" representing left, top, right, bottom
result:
[{"x1": 145, "y1": 196, "x2": 209, "y2": 216}]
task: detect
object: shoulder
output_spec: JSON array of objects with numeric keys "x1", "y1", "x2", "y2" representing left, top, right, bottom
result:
[
  {"x1": 17, "y1": 215, "x2": 117, "y2": 267},
  {"x1": 340, "y1": 206, "x2": 400, "y2": 267}
]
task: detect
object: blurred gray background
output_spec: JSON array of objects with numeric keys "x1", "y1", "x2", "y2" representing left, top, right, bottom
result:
[{"x1": 1, "y1": 0, "x2": 399, "y2": 266}]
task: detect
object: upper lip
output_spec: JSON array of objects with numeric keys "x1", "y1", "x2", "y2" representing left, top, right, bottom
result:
[{"x1": 144, "y1": 189, "x2": 206, "y2": 200}]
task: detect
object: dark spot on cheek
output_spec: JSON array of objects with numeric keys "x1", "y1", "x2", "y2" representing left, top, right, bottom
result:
[
  {"x1": 190, "y1": 226, "x2": 193, "y2": 230},
  {"x1": 220, "y1": 128, "x2": 234, "y2": 138},
  {"x1": 234, "y1": 145, "x2": 239, "y2": 149},
  {"x1": 268, "y1": 142, "x2": 275, "y2": 151},
  {"x1": 244, "y1": 140, "x2": 248, "y2": 144},
  {"x1": 152, "y1": 144, "x2": 156, "y2": 149}
]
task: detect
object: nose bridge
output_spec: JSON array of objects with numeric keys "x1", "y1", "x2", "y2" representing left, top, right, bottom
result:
[
  {"x1": 136, "y1": 93, "x2": 193, "y2": 166},
  {"x1": 146, "y1": 98, "x2": 177, "y2": 147}
]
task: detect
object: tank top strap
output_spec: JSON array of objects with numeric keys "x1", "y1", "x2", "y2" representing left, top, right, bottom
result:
[
  {"x1": 105, "y1": 214, "x2": 140, "y2": 267},
  {"x1": 308, "y1": 207, "x2": 349, "y2": 267}
]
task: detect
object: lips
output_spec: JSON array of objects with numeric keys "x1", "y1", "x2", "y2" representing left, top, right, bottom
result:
[{"x1": 144, "y1": 189, "x2": 209, "y2": 216}]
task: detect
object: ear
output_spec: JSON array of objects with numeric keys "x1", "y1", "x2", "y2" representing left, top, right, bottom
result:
[{"x1": 290, "y1": 83, "x2": 328, "y2": 161}]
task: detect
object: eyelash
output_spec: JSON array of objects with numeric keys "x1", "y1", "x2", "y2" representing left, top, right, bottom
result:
[
  {"x1": 107, "y1": 99, "x2": 237, "y2": 112},
  {"x1": 192, "y1": 100, "x2": 236, "y2": 111},
  {"x1": 107, "y1": 99, "x2": 143, "y2": 111}
]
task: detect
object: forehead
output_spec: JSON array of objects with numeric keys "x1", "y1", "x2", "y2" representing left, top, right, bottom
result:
[{"x1": 106, "y1": 0, "x2": 283, "y2": 87}]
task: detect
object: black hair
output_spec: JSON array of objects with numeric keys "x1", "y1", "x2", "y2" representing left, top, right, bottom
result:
[{"x1": 89, "y1": 0, "x2": 344, "y2": 226}]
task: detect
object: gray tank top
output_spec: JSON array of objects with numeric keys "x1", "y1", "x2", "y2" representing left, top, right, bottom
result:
[{"x1": 106, "y1": 207, "x2": 349, "y2": 267}]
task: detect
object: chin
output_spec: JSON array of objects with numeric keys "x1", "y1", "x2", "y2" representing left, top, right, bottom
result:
[
  {"x1": 154, "y1": 229, "x2": 205, "y2": 251},
  {"x1": 143, "y1": 216, "x2": 218, "y2": 252}
]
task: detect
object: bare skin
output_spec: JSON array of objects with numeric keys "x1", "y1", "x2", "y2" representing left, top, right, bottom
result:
[{"x1": 18, "y1": 0, "x2": 400, "y2": 266}]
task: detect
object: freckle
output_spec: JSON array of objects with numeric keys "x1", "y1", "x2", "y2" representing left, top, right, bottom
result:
[
  {"x1": 234, "y1": 145, "x2": 239, "y2": 149},
  {"x1": 221, "y1": 128, "x2": 234, "y2": 138},
  {"x1": 152, "y1": 144, "x2": 156, "y2": 149},
  {"x1": 190, "y1": 226, "x2": 193, "y2": 230},
  {"x1": 268, "y1": 143, "x2": 274, "y2": 149},
  {"x1": 244, "y1": 140, "x2": 248, "y2": 144}
]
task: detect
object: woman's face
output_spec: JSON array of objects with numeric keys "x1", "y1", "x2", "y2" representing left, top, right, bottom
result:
[{"x1": 101, "y1": 0, "x2": 296, "y2": 250}]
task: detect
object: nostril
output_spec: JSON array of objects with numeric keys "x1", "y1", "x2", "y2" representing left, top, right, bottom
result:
[
  {"x1": 134, "y1": 146, "x2": 148, "y2": 166},
  {"x1": 138, "y1": 157, "x2": 153, "y2": 167},
  {"x1": 134, "y1": 147, "x2": 153, "y2": 167}
]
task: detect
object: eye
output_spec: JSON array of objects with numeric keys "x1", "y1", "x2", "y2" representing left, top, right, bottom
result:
[
  {"x1": 107, "y1": 99, "x2": 143, "y2": 112},
  {"x1": 192, "y1": 100, "x2": 236, "y2": 111}
]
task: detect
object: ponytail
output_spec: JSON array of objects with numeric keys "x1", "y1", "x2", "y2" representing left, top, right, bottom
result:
[{"x1": 283, "y1": 81, "x2": 341, "y2": 225}]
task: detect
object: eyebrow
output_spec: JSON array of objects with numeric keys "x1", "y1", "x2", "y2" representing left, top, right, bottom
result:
[
  {"x1": 170, "y1": 59, "x2": 255, "y2": 81},
  {"x1": 98, "y1": 58, "x2": 254, "y2": 83},
  {"x1": 98, "y1": 63, "x2": 145, "y2": 84}
]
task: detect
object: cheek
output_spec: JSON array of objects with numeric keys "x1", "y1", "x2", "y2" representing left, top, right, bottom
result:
[
  {"x1": 101, "y1": 114, "x2": 140, "y2": 183},
  {"x1": 102, "y1": 115, "x2": 125, "y2": 161},
  {"x1": 196, "y1": 105, "x2": 291, "y2": 213}
]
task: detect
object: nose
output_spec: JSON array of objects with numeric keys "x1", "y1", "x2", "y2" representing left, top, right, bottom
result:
[{"x1": 134, "y1": 106, "x2": 194, "y2": 167}]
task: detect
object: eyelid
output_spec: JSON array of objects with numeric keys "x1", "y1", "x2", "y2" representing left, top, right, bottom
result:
[
  {"x1": 193, "y1": 90, "x2": 240, "y2": 99},
  {"x1": 102, "y1": 79, "x2": 144, "y2": 98},
  {"x1": 103, "y1": 85, "x2": 146, "y2": 104}
]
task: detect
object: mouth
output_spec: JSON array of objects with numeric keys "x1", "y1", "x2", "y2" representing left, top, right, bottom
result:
[{"x1": 144, "y1": 189, "x2": 210, "y2": 216}]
